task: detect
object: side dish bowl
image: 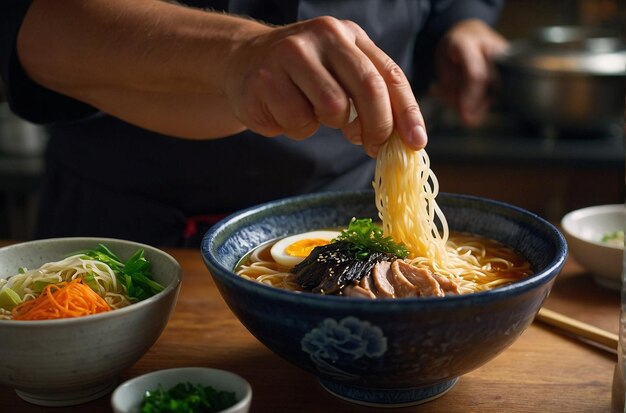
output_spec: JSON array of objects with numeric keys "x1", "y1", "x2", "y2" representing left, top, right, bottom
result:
[
  {"x1": 111, "y1": 367, "x2": 252, "y2": 413},
  {"x1": 0, "y1": 238, "x2": 182, "y2": 406},
  {"x1": 201, "y1": 190, "x2": 567, "y2": 407},
  {"x1": 561, "y1": 204, "x2": 625, "y2": 290}
]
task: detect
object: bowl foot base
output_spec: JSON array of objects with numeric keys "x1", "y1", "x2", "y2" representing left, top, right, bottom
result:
[
  {"x1": 319, "y1": 377, "x2": 459, "y2": 407},
  {"x1": 15, "y1": 378, "x2": 118, "y2": 407}
]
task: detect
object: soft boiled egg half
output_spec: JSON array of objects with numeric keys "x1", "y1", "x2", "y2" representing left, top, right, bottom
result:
[{"x1": 270, "y1": 230, "x2": 341, "y2": 268}]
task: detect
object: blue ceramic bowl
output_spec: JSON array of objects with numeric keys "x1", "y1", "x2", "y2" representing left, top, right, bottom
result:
[{"x1": 201, "y1": 190, "x2": 567, "y2": 407}]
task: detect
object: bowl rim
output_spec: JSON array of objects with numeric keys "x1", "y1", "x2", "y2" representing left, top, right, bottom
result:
[
  {"x1": 561, "y1": 204, "x2": 625, "y2": 251},
  {"x1": 201, "y1": 190, "x2": 568, "y2": 308},
  {"x1": 110, "y1": 366, "x2": 252, "y2": 413},
  {"x1": 0, "y1": 237, "x2": 182, "y2": 326}
]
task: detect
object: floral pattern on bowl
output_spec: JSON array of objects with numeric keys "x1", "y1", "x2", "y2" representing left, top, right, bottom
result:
[{"x1": 302, "y1": 316, "x2": 387, "y2": 380}]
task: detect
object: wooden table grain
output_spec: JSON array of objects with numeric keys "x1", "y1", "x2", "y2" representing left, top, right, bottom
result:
[{"x1": 0, "y1": 247, "x2": 620, "y2": 413}]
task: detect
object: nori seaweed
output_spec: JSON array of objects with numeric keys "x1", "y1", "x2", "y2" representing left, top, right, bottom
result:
[{"x1": 292, "y1": 241, "x2": 395, "y2": 294}]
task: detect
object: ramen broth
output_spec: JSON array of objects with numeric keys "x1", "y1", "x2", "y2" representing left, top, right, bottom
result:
[{"x1": 236, "y1": 231, "x2": 533, "y2": 296}]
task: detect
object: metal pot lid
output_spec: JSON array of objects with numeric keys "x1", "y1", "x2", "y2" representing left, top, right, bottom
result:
[
  {"x1": 497, "y1": 48, "x2": 626, "y2": 76},
  {"x1": 531, "y1": 25, "x2": 623, "y2": 51},
  {"x1": 495, "y1": 25, "x2": 626, "y2": 76}
]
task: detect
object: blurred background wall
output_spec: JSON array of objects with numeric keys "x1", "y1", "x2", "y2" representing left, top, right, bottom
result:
[{"x1": 497, "y1": 0, "x2": 624, "y2": 39}]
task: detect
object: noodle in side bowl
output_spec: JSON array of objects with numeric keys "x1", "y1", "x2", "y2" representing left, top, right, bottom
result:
[{"x1": 0, "y1": 244, "x2": 164, "y2": 321}]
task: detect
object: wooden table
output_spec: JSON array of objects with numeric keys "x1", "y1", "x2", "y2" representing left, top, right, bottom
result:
[{"x1": 0, "y1": 247, "x2": 621, "y2": 412}]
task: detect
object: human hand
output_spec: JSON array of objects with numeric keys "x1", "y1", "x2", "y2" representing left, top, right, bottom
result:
[
  {"x1": 434, "y1": 19, "x2": 509, "y2": 127},
  {"x1": 222, "y1": 16, "x2": 427, "y2": 157}
]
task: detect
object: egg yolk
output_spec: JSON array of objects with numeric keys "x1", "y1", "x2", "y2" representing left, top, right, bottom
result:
[{"x1": 285, "y1": 239, "x2": 331, "y2": 257}]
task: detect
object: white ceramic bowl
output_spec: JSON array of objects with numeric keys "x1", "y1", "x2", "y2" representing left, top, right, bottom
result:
[
  {"x1": 111, "y1": 367, "x2": 252, "y2": 413},
  {"x1": 0, "y1": 238, "x2": 182, "y2": 406},
  {"x1": 561, "y1": 204, "x2": 625, "y2": 290}
]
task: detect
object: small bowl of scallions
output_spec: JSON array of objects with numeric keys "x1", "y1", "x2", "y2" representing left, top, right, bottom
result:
[
  {"x1": 561, "y1": 204, "x2": 625, "y2": 290},
  {"x1": 111, "y1": 367, "x2": 252, "y2": 413}
]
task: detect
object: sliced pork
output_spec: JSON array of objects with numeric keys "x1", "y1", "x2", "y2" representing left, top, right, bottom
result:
[
  {"x1": 432, "y1": 273, "x2": 461, "y2": 295},
  {"x1": 341, "y1": 260, "x2": 460, "y2": 299},
  {"x1": 387, "y1": 262, "x2": 419, "y2": 297},
  {"x1": 343, "y1": 284, "x2": 376, "y2": 298},
  {"x1": 371, "y1": 260, "x2": 395, "y2": 298},
  {"x1": 393, "y1": 260, "x2": 445, "y2": 297}
]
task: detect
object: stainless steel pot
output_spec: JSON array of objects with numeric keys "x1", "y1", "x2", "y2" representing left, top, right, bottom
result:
[{"x1": 495, "y1": 26, "x2": 625, "y2": 134}]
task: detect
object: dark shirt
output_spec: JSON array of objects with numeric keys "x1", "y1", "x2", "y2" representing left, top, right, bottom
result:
[{"x1": 0, "y1": 0, "x2": 503, "y2": 247}]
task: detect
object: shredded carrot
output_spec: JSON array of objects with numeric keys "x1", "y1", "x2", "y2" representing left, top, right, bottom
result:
[{"x1": 12, "y1": 278, "x2": 112, "y2": 320}]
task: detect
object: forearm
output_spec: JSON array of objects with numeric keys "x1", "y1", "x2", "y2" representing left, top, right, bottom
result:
[
  {"x1": 16, "y1": 1, "x2": 429, "y2": 154},
  {"x1": 17, "y1": 0, "x2": 268, "y2": 138}
]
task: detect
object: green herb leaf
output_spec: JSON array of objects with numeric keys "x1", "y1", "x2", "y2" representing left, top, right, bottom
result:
[
  {"x1": 76, "y1": 244, "x2": 164, "y2": 301},
  {"x1": 334, "y1": 217, "x2": 408, "y2": 259},
  {"x1": 140, "y1": 382, "x2": 237, "y2": 413},
  {"x1": 81, "y1": 271, "x2": 101, "y2": 292}
]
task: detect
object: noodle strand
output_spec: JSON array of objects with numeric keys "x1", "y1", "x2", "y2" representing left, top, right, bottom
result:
[{"x1": 237, "y1": 131, "x2": 532, "y2": 295}]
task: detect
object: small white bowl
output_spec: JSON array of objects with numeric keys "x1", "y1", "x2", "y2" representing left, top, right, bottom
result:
[
  {"x1": 561, "y1": 204, "x2": 625, "y2": 290},
  {"x1": 111, "y1": 367, "x2": 252, "y2": 413}
]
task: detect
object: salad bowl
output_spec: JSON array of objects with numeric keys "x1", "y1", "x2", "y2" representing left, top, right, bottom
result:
[{"x1": 0, "y1": 237, "x2": 182, "y2": 406}]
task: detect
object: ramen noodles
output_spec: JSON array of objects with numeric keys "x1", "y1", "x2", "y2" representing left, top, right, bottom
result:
[{"x1": 236, "y1": 132, "x2": 532, "y2": 298}]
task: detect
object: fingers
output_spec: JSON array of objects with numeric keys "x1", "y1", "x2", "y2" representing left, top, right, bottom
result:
[
  {"x1": 353, "y1": 28, "x2": 427, "y2": 152},
  {"x1": 227, "y1": 17, "x2": 424, "y2": 155},
  {"x1": 437, "y1": 20, "x2": 508, "y2": 126},
  {"x1": 454, "y1": 42, "x2": 491, "y2": 126},
  {"x1": 283, "y1": 17, "x2": 396, "y2": 156},
  {"x1": 233, "y1": 36, "x2": 327, "y2": 139},
  {"x1": 327, "y1": 45, "x2": 393, "y2": 156},
  {"x1": 283, "y1": 36, "x2": 352, "y2": 129},
  {"x1": 324, "y1": 20, "x2": 426, "y2": 156},
  {"x1": 236, "y1": 67, "x2": 317, "y2": 138},
  {"x1": 233, "y1": 20, "x2": 352, "y2": 140},
  {"x1": 261, "y1": 70, "x2": 321, "y2": 139},
  {"x1": 341, "y1": 113, "x2": 362, "y2": 145}
]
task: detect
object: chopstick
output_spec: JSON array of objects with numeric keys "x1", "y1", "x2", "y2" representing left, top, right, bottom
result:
[{"x1": 535, "y1": 307, "x2": 619, "y2": 354}]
